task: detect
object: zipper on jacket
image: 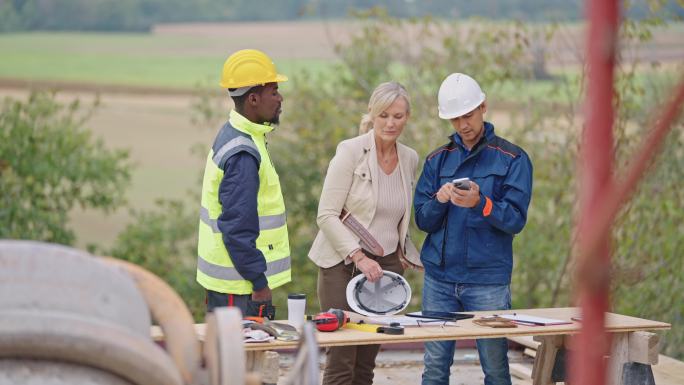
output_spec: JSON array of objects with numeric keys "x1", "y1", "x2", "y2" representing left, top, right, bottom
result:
[
  {"x1": 436, "y1": 136, "x2": 486, "y2": 272},
  {"x1": 435, "y1": 148, "x2": 451, "y2": 271},
  {"x1": 440, "y1": 211, "x2": 448, "y2": 269},
  {"x1": 264, "y1": 134, "x2": 276, "y2": 168}
]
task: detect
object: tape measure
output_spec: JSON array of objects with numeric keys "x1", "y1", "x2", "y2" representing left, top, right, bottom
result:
[{"x1": 344, "y1": 322, "x2": 404, "y2": 335}]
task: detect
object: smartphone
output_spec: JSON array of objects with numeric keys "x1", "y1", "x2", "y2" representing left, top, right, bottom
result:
[{"x1": 451, "y1": 177, "x2": 471, "y2": 190}]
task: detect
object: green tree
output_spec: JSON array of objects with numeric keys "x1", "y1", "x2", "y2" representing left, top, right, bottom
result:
[
  {"x1": 106, "y1": 199, "x2": 205, "y2": 317},
  {"x1": 0, "y1": 91, "x2": 131, "y2": 245},
  {"x1": 2, "y1": 0, "x2": 683, "y2": 32},
  {"x1": 103, "y1": 82, "x2": 220, "y2": 320},
  {"x1": 0, "y1": 0, "x2": 23, "y2": 32}
]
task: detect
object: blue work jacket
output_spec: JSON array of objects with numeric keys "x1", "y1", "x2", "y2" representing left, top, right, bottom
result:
[{"x1": 413, "y1": 122, "x2": 533, "y2": 284}]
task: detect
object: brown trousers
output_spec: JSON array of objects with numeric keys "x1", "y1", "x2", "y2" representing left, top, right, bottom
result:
[{"x1": 317, "y1": 251, "x2": 404, "y2": 385}]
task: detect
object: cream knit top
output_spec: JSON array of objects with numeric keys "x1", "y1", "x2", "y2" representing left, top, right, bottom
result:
[{"x1": 367, "y1": 164, "x2": 405, "y2": 256}]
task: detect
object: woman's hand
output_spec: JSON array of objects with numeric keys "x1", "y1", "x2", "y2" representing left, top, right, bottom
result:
[
  {"x1": 351, "y1": 250, "x2": 383, "y2": 282},
  {"x1": 399, "y1": 257, "x2": 411, "y2": 271},
  {"x1": 399, "y1": 256, "x2": 424, "y2": 272}
]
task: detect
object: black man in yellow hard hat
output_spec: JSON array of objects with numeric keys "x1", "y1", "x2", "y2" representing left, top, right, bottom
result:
[{"x1": 196, "y1": 49, "x2": 291, "y2": 319}]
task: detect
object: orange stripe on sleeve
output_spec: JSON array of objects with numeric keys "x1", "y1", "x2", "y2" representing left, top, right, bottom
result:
[{"x1": 483, "y1": 196, "x2": 493, "y2": 217}]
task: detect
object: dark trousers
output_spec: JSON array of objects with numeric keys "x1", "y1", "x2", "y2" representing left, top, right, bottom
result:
[
  {"x1": 317, "y1": 251, "x2": 404, "y2": 385},
  {"x1": 206, "y1": 289, "x2": 251, "y2": 316}
]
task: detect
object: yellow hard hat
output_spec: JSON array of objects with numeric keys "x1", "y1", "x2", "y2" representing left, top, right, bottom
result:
[{"x1": 219, "y1": 49, "x2": 288, "y2": 89}]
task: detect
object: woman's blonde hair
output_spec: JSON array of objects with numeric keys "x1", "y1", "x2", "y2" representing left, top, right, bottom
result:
[{"x1": 359, "y1": 81, "x2": 411, "y2": 135}]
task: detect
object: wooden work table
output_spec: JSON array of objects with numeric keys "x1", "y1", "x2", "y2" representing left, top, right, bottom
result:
[
  {"x1": 152, "y1": 307, "x2": 670, "y2": 385},
  {"x1": 158, "y1": 307, "x2": 669, "y2": 350}
]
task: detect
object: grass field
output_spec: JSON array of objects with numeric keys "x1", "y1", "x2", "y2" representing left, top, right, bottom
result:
[
  {"x1": 0, "y1": 31, "x2": 335, "y2": 89},
  {"x1": 2, "y1": 21, "x2": 682, "y2": 91}
]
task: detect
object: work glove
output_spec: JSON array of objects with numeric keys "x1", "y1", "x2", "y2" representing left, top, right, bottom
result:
[{"x1": 246, "y1": 299, "x2": 276, "y2": 320}]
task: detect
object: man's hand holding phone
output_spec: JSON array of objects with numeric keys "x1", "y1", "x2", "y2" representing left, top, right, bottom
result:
[
  {"x1": 451, "y1": 177, "x2": 471, "y2": 190},
  {"x1": 450, "y1": 177, "x2": 480, "y2": 208}
]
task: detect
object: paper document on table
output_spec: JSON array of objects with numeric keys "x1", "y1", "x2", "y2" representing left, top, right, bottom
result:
[
  {"x1": 242, "y1": 328, "x2": 275, "y2": 343},
  {"x1": 367, "y1": 315, "x2": 457, "y2": 327},
  {"x1": 498, "y1": 313, "x2": 572, "y2": 326}
]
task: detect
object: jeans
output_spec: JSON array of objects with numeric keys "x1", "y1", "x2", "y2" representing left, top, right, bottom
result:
[{"x1": 421, "y1": 273, "x2": 512, "y2": 385}]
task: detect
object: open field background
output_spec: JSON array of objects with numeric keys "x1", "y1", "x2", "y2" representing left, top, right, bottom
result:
[
  {"x1": 2, "y1": 21, "x2": 683, "y2": 90},
  {"x1": 1, "y1": 20, "x2": 683, "y2": 249}
]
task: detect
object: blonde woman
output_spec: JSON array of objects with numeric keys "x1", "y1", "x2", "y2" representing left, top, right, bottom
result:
[{"x1": 308, "y1": 82, "x2": 422, "y2": 385}]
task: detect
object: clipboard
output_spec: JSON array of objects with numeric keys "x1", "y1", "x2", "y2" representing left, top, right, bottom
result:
[{"x1": 498, "y1": 313, "x2": 572, "y2": 326}]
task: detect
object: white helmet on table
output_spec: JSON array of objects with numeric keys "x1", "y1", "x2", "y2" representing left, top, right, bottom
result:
[
  {"x1": 346, "y1": 270, "x2": 411, "y2": 317},
  {"x1": 437, "y1": 73, "x2": 486, "y2": 119}
]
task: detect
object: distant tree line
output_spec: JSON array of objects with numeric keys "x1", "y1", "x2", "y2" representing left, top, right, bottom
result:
[{"x1": 1, "y1": 0, "x2": 682, "y2": 32}]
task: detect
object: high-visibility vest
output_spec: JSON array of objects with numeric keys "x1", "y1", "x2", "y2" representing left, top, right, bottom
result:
[{"x1": 196, "y1": 110, "x2": 291, "y2": 294}]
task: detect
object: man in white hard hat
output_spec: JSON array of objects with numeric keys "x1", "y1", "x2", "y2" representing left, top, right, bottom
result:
[{"x1": 414, "y1": 73, "x2": 533, "y2": 385}]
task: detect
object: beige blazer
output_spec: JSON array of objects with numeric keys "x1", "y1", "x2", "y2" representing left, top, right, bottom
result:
[{"x1": 308, "y1": 130, "x2": 422, "y2": 268}]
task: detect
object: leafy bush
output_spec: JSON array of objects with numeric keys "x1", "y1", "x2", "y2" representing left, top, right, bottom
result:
[
  {"x1": 0, "y1": 91, "x2": 130, "y2": 244},
  {"x1": 106, "y1": 199, "x2": 205, "y2": 318}
]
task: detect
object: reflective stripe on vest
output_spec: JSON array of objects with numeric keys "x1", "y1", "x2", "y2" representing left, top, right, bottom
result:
[
  {"x1": 199, "y1": 207, "x2": 286, "y2": 233},
  {"x1": 212, "y1": 136, "x2": 258, "y2": 166},
  {"x1": 197, "y1": 255, "x2": 291, "y2": 280}
]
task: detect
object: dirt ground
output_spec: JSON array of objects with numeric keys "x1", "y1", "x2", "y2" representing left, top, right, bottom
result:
[
  {"x1": 277, "y1": 347, "x2": 684, "y2": 385},
  {"x1": 277, "y1": 348, "x2": 536, "y2": 385}
]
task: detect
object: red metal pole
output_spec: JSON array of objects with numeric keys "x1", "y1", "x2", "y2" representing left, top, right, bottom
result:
[{"x1": 571, "y1": 0, "x2": 620, "y2": 384}]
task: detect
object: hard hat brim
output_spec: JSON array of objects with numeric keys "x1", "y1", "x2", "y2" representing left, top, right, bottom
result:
[
  {"x1": 219, "y1": 73, "x2": 288, "y2": 89},
  {"x1": 438, "y1": 92, "x2": 486, "y2": 120}
]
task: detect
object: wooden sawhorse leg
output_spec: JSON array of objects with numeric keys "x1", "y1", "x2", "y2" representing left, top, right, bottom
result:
[
  {"x1": 532, "y1": 335, "x2": 566, "y2": 385},
  {"x1": 246, "y1": 351, "x2": 280, "y2": 385},
  {"x1": 608, "y1": 331, "x2": 659, "y2": 385},
  {"x1": 531, "y1": 331, "x2": 659, "y2": 385}
]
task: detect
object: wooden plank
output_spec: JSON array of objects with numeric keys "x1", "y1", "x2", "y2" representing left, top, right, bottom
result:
[
  {"x1": 629, "y1": 331, "x2": 659, "y2": 365},
  {"x1": 653, "y1": 354, "x2": 684, "y2": 385},
  {"x1": 151, "y1": 307, "x2": 670, "y2": 352},
  {"x1": 608, "y1": 332, "x2": 630, "y2": 385},
  {"x1": 524, "y1": 348, "x2": 537, "y2": 358},
  {"x1": 243, "y1": 308, "x2": 668, "y2": 351},
  {"x1": 509, "y1": 336, "x2": 541, "y2": 350},
  {"x1": 510, "y1": 363, "x2": 533, "y2": 381}
]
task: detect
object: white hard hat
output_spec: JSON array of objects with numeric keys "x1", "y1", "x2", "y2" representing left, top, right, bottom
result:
[
  {"x1": 437, "y1": 73, "x2": 486, "y2": 120},
  {"x1": 346, "y1": 271, "x2": 411, "y2": 317}
]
